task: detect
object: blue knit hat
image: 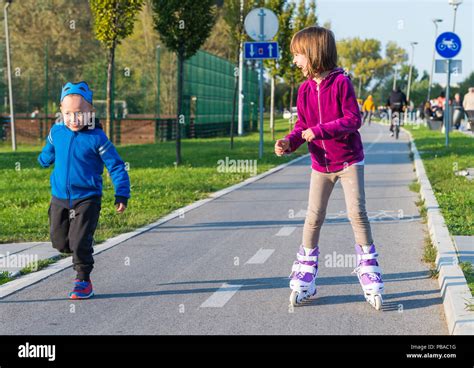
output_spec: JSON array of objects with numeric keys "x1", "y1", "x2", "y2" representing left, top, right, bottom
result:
[{"x1": 60, "y1": 81, "x2": 93, "y2": 105}]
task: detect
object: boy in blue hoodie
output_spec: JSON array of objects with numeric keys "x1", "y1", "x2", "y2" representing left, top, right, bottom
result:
[{"x1": 38, "y1": 81, "x2": 130, "y2": 299}]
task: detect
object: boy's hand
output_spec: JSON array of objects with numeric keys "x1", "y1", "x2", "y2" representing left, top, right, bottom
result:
[
  {"x1": 116, "y1": 203, "x2": 126, "y2": 213},
  {"x1": 275, "y1": 138, "x2": 290, "y2": 156},
  {"x1": 302, "y1": 128, "x2": 316, "y2": 142}
]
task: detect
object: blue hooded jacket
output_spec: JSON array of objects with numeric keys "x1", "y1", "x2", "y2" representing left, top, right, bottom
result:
[{"x1": 38, "y1": 121, "x2": 130, "y2": 207}]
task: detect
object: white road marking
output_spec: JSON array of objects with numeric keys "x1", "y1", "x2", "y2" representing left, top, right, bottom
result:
[
  {"x1": 200, "y1": 283, "x2": 243, "y2": 308},
  {"x1": 245, "y1": 248, "x2": 275, "y2": 264},
  {"x1": 364, "y1": 124, "x2": 384, "y2": 153},
  {"x1": 275, "y1": 226, "x2": 296, "y2": 236}
]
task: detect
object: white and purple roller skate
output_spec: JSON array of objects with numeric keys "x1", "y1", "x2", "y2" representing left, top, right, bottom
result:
[
  {"x1": 289, "y1": 245, "x2": 319, "y2": 306},
  {"x1": 353, "y1": 243, "x2": 384, "y2": 310}
]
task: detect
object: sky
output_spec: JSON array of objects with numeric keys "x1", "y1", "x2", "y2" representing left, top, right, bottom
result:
[{"x1": 315, "y1": 0, "x2": 474, "y2": 86}]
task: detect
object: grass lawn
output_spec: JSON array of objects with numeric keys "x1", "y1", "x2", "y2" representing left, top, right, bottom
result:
[
  {"x1": 403, "y1": 124, "x2": 474, "y2": 295},
  {"x1": 403, "y1": 125, "x2": 473, "y2": 236},
  {"x1": 0, "y1": 118, "x2": 304, "y2": 244}
]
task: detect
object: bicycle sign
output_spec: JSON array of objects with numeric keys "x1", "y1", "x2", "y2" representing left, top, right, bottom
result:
[{"x1": 436, "y1": 32, "x2": 461, "y2": 59}]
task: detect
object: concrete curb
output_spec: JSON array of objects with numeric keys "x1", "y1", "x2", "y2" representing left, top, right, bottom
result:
[
  {"x1": 402, "y1": 127, "x2": 473, "y2": 335},
  {"x1": 0, "y1": 153, "x2": 310, "y2": 299}
]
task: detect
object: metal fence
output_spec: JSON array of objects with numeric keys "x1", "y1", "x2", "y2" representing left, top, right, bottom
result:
[
  {"x1": 0, "y1": 41, "x2": 259, "y2": 143},
  {"x1": 182, "y1": 50, "x2": 259, "y2": 137}
]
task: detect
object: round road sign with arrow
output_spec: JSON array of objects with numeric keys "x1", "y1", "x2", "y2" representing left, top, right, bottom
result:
[{"x1": 244, "y1": 7, "x2": 279, "y2": 41}]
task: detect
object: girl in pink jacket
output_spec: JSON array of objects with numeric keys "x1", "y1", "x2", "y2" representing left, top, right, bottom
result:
[{"x1": 275, "y1": 26, "x2": 384, "y2": 310}]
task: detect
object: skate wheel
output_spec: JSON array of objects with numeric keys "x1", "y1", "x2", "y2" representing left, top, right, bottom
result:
[
  {"x1": 289, "y1": 290, "x2": 299, "y2": 307},
  {"x1": 374, "y1": 295, "x2": 382, "y2": 310}
]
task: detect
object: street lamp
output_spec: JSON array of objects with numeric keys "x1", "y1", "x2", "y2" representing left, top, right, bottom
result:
[
  {"x1": 449, "y1": 0, "x2": 462, "y2": 32},
  {"x1": 443, "y1": 0, "x2": 463, "y2": 146},
  {"x1": 427, "y1": 19, "x2": 443, "y2": 102},
  {"x1": 392, "y1": 65, "x2": 398, "y2": 91},
  {"x1": 406, "y1": 42, "x2": 418, "y2": 122},
  {"x1": 392, "y1": 52, "x2": 404, "y2": 91},
  {"x1": 406, "y1": 42, "x2": 418, "y2": 104},
  {"x1": 4, "y1": 0, "x2": 16, "y2": 151}
]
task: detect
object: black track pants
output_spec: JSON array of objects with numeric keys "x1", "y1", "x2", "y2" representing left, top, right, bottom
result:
[{"x1": 49, "y1": 199, "x2": 101, "y2": 280}]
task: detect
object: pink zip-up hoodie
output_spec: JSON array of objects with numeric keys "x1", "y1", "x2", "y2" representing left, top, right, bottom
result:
[{"x1": 285, "y1": 67, "x2": 364, "y2": 173}]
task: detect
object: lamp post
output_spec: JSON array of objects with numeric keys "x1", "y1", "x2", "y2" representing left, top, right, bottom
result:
[
  {"x1": 392, "y1": 52, "x2": 404, "y2": 91},
  {"x1": 406, "y1": 42, "x2": 418, "y2": 104},
  {"x1": 237, "y1": 0, "x2": 244, "y2": 136},
  {"x1": 4, "y1": 0, "x2": 16, "y2": 151},
  {"x1": 392, "y1": 66, "x2": 398, "y2": 91},
  {"x1": 444, "y1": 0, "x2": 462, "y2": 146},
  {"x1": 406, "y1": 42, "x2": 418, "y2": 123},
  {"x1": 427, "y1": 19, "x2": 443, "y2": 103},
  {"x1": 449, "y1": 0, "x2": 462, "y2": 32}
]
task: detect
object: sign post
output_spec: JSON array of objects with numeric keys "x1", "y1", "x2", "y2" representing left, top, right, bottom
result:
[
  {"x1": 435, "y1": 31, "x2": 461, "y2": 147},
  {"x1": 244, "y1": 8, "x2": 279, "y2": 159}
]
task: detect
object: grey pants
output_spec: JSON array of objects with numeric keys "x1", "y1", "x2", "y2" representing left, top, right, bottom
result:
[{"x1": 302, "y1": 164, "x2": 374, "y2": 249}]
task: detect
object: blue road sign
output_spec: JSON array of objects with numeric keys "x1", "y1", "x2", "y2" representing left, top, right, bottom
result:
[
  {"x1": 244, "y1": 42, "x2": 279, "y2": 60},
  {"x1": 435, "y1": 32, "x2": 461, "y2": 59}
]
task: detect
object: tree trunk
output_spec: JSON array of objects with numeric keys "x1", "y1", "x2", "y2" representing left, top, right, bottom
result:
[
  {"x1": 176, "y1": 49, "x2": 184, "y2": 166},
  {"x1": 106, "y1": 44, "x2": 116, "y2": 139}
]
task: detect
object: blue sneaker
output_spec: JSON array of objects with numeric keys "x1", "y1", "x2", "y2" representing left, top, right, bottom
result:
[{"x1": 69, "y1": 279, "x2": 94, "y2": 299}]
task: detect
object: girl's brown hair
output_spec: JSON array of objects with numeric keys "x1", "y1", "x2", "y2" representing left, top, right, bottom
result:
[{"x1": 290, "y1": 26, "x2": 338, "y2": 77}]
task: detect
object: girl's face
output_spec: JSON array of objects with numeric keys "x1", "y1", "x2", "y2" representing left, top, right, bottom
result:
[{"x1": 293, "y1": 53, "x2": 309, "y2": 76}]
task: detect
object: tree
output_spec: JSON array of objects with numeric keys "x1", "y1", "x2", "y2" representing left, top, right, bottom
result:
[
  {"x1": 89, "y1": 0, "x2": 144, "y2": 139},
  {"x1": 457, "y1": 71, "x2": 474, "y2": 97},
  {"x1": 151, "y1": 0, "x2": 217, "y2": 165},
  {"x1": 265, "y1": 0, "x2": 295, "y2": 140},
  {"x1": 203, "y1": 10, "x2": 234, "y2": 61},
  {"x1": 222, "y1": 0, "x2": 253, "y2": 149},
  {"x1": 281, "y1": 0, "x2": 317, "y2": 115},
  {"x1": 385, "y1": 41, "x2": 408, "y2": 90},
  {"x1": 337, "y1": 38, "x2": 388, "y2": 98},
  {"x1": 4, "y1": 0, "x2": 99, "y2": 114}
]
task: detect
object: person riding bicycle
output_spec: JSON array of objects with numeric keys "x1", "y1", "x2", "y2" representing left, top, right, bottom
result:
[{"x1": 386, "y1": 87, "x2": 407, "y2": 136}]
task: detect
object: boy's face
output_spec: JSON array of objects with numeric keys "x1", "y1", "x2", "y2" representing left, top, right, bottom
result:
[
  {"x1": 60, "y1": 95, "x2": 94, "y2": 131},
  {"x1": 293, "y1": 53, "x2": 309, "y2": 76}
]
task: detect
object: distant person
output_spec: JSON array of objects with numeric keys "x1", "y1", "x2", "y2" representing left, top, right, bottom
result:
[
  {"x1": 423, "y1": 101, "x2": 432, "y2": 122},
  {"x1": 387, "y1": 87, "x2": 407, "y2": 136},
  {"x1": 275, "y1": 26, "x2": 384, "y2": 310},
  {"x1": 362, "y1": 95, "x2": 375, "y2": 126},
  {"x1": 452, "y1": 93, "x2": 464, "y2": 130},
  {"x1": 418, "y1": 101, "x2": 425, "y2": 120},
  {"x1": 30, "y1": 106, "x2": 40, "y2": 118},
  {"x1": 38, "y1": 81, "x2": 131, "y2": 299},
  {"x1": 462, "y1": 87, "x2": 474, "y2": 130},
  {"x1": 30, "y1": 106, "x2": 40, "y2": 123},
  {"x1": 357, "y1": 98, "x2": 363, "y2": 114},
  {"x1": 436, "y1": 91, "x2": 446, "y2": 109}
]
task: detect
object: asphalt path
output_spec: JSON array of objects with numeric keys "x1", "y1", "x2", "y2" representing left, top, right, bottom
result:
[{"x1": 0, "y1": 122, "x2": 447, "y2": 335}]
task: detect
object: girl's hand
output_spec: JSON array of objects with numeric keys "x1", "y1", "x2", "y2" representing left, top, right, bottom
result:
[
  {"x1": 302, "y1": 128, "x2": 316, "y2": 142},
  {"x1": 275, "y1": 139, "x2": 290, "y2": 156},
  {"x1": 116, "y1": 203, "x2": 126, "y2": 214}
]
